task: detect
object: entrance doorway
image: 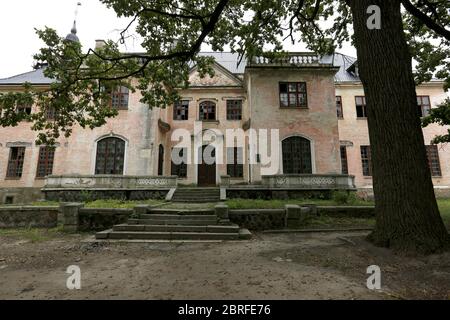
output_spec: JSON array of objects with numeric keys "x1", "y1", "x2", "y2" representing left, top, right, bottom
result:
[{"x1": 197, "y1": 145, "x2": 216, "y2": 186}]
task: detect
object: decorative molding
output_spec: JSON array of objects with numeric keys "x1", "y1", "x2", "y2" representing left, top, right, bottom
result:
[
  {"x1": 6, "y1": 142, "x2": 32, "y2": 148},
  {"x1": 197, "y1": 98, "x2": 219, "y2": 102},
  {"x1": 35, "y1": 142, "x2": 60, "y2": 147},
  {"x1": 221, "y1": 96, "x2": 247, "y2": 101},
  {"x1": 340, "y1": 140, "x2": 354, "y2": 147}
]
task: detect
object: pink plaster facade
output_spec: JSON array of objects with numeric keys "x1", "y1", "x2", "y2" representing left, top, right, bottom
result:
[{"x1": 1, "y1": 52, "x2": 449, "y2": 202}]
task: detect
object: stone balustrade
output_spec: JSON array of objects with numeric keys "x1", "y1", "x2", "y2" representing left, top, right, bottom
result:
[
  {"x1": 44, "y1": 175, "x2": 178, "y2": 190},
  {"x1": 249, "y1": 53, "x2": 330, "y2": 67},
  {"x1": 261, "y1": 174, "x2": 356, "y2": 190}
]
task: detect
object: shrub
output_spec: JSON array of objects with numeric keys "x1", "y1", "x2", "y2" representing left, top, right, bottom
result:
[{"x1": 332, "y1": 191, "x2": 357, "y2": 205}]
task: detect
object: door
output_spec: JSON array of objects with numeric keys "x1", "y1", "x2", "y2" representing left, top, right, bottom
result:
[{"x1": 198, "y1": 145, "x2": 216, "y2": 186}]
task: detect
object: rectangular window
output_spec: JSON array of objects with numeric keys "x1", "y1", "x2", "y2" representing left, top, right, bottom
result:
[
  {"x1": 36, "y1": 146, "x2": 55, "y2": 178},
  {"x1": 6, "y1": 147, "x2": 25, "y2": 178},
  {"x1": 227, "y1": 147, "x2": 244, "y2": 178},
  {"x1": 226, "y1": 100, "x2": 242, "y2": 120},
  {"x1": 17, "y1": 104, "x2": 32, "y2": 115},
  {"x1": 199, "y1": 101, "x2": 216, "y2": 121},
  {"x1": 417, "y1": 96, "x2": 431, "y2": 117},
  {"x1": 45, "y1": 107, "x2": 56, "y2": 120},
  {"x1": 279, "y1": 82, "x2": 308, "y2": 108},
  {"x1": 425, "y1": 145, "x2": 442, "y2": 176},
  {"x1": 355, "y1": 96, "x2": 367, "y2": 118},
  {"x1": 110, "y1": 86, "x2": 129, "y2": 110},
  {"x1": 171, "y1": 148, "x2": 187, "y2": 178},
  {"x1": 173, "y1": 100, "x2": 189, "y2": 120},
  {"x1": 360, "y1": 145, "x2": 372, "y2": 176},
  {"x1": 336, "y1": 96, "x2": 343, "y2": 118},
  {"x1": 340, "y1": 146, "x2": 348, "y2": 174}
]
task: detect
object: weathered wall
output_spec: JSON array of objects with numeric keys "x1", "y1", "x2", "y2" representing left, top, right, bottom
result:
[
  {"x1": 246, "y1": 67, "x2": 341, "y2": 182},
  {"x1": 336, "y1": 83, "x2": 450, "y2": 190},
  {"x1": 0, "y1": 187, "x2": 44, "y2": 205},
  {"x1": 0, "y1": 206, "x2": 58, "y2": 228}
]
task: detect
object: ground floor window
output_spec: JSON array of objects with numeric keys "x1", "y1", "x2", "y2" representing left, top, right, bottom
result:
[
  {"x1": 6, "y1": 147, "x2": 25, "y2": 178},
  {"x1": 158, "y1": 144, "x2": 164, "y2": 176},
  {"x1": 95, "y1": 137, "x2": 125, "y2": 175},
  {"x1": 282, "y1": 136, "x2": 312, "y2": 174},
  {"x1": 227, "y1": 147, "x2": 244, "y2": 178},
  {"x1": 360, "y1": 145, "x2": 372, "y2": 176},
  {"x1": 425, "y1": 145, "x2": 442, "y2": 176},
  {"x1": 171, "y1": 148, "x2": 187, "y2": 178},
  {"x1": 36, "y1": 146, "x2": 55, "y2": 178},
  {"x1": 340, "y1": 146, "x2": 348, "y2": 174}
]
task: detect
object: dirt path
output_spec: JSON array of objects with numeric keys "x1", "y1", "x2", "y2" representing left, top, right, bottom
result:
[{"x1": 0, "y1": 231, "x2": 448, "y2": 299}]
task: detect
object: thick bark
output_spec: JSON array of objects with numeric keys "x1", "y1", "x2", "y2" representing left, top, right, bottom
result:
[{"x1": 348, "y1": 0, "x2": 449, "y2": 254}]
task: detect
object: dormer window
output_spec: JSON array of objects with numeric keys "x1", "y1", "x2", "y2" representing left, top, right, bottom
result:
[{"x1": 110, "y1": 86, "x2": 129, "y2": 110}]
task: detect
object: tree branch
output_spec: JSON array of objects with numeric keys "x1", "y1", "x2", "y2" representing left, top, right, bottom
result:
[{"x1": 401, "y1": 0, "x2": 450, "y2": 40}]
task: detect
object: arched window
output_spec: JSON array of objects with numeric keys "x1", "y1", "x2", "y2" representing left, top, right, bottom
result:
[
  {"x1": 95, "y1": 137, "x2": 125, "y2": 175},
  {"x1": 282, "y1": 136, "x2": 312, "y2": 174},
  {"x1": 158, "y1": 144, "x2": 164, "y2": 176},
  {"x1": 199, "y1": 101, "x2": 216, "y2": 120}
]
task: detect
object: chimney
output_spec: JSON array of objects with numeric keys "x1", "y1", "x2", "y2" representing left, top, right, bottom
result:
[{"x1": 95, "y1": 39, "x2": 107, "y2": 50}]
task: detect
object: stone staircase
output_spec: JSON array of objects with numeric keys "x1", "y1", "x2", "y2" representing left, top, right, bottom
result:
[
  {"x1": 171, "y1": 188, "x2": 221, "y2": 203},
  {"x1": 95, "y1": 208, "x2": 251, "y2": 241}
]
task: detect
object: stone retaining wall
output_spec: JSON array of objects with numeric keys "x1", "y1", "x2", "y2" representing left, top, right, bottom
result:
[
  {"x1": 0, "y1": 206, "x2": 58, "y2": 228},
  {"x1": 43, "y1": 189, "x2": 169, "y2": 202},
  {"x1": 78, "y1": 208, "x2": 132, "y2": 231}
]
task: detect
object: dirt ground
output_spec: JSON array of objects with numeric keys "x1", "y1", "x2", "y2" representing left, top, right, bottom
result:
[{"x1": 0, "y1": 231, "x2": 449, "y2": 300}]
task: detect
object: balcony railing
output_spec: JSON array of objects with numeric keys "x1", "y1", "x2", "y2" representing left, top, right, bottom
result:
[{"x1": 248, "y1": 53, "x2": 332, "y2": 67}]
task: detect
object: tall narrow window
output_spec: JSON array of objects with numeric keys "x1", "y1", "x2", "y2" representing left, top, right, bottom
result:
[
  {"x1": 226, "y1": 100, "x2": 242, "y2": 120},
  {"x1": 227, "y1": 147, "x2": 244, "y2": 178},
  {"x1": 171, "y1": 148, "x2": 187, "y2": 178},
  {"x1": 173, "y1": 100, "x2": 189, "y2": 120},
  {"x1": 158, "y1": 144, "x2": 164, "y2": 176},
  {"x1": 282, "y1": 137, "x2": 312, "y2": 174},
  {"x1": 199, "y1": 101, "x2": 216, "y2": 120},
  {"x1": 110, "y1": 86, "x2": 129, "y2": 110},
  {"x1": 355, "y1": 96, "x2": 367, "y2": 118},
  {"x1": 336, "y1": 96, "x2": 344, "y2": 118},
  {"x1": 340, "y1": 146, "x2": 348, "y2": 174},
  {"x1": 36, "y1": 146, "x2": 55, "y2": 178},
  {"x1": 17, "y1": 104, "x2": 32, "y2": 115},
  {"x1": 6, "y1": 147, "x2": 25, "y2": 178},
  {"x1": 425, "y1": 145, "x2": 442, "y2": 176},
  {"x1": 95, "y1": 137, "x2": 126, "y2": 175},
  {"x1": 417, "y1": 96, "x2": 431, "y2": 117},
  {"x1": 279, "y1": 82, "x2": 308, "y2": 108},
  {"x1": 360, "y1": 145, "x2": 372, "y2": 176},
  {"x1": 45, "y1": 106, "x2": 56, "y2": 120}
]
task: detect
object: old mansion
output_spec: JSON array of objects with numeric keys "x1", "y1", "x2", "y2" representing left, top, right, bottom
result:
[{"x1": 0, "y1": 36, "x2": 449, "y2": 203}]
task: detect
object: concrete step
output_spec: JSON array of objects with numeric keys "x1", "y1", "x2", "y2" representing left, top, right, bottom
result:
[
  {"x1": 113, "y1": 224, "x2": 240, "y2": 233},
  {"x1": 149, "y1": 209, "x2": 215, "y2": 215},
  {"x1": 105, "y1": 231, "x2": 240, "y2": 241},
  {"x1": 139, "y1": 214, "x2": 217, "y2": 220},
  {"x1": 128, "y1": 218, "x2": 218, "y2": 226},
  {"x1": 172, "y1": 199, "x2": 220, "y2": 203}
]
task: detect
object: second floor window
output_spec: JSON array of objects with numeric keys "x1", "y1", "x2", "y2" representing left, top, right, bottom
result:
[
  {"x1": 226, "y1": 100, "x2": 242, "y2": 120},
  {"x1": 336, "y1": 96, "x2": 344, "y2": 118},
  {"x1": 425, "y1": 145, "x2": 442, "y2": 177},
  {"x1": 174, "y1": 100, "x2": 189, "y2": 120},
  {"x1": 360, "y1": 145, "x2": 372, "y2": 176},
  {"x1": 110, "y1": 86, "x2": 129, "y2": 110},
  {"x1": 417, "y1": 96, "x2": 431, "y2": 117},
  {"x1": 36, "y1": 147, "x2": 55, "y2": 178},
  {"x1": 17, "y1": 104, "x2": 32, "y2": 115},
  {"x1": 6, "y1": 147, "x2": 25, "y2": 178},
  {"x1": 355, "y1": 96, "x2": 367, "y2": 118},
  {"x1": 199, "y1": 101, "x2": 216, "y2": 121},
  {"x1": 279, "y1": 82, "x2": 308, "y2": 108}
]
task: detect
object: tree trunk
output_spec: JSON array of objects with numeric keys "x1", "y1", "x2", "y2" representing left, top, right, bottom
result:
[{"x1": 348, "y1": 0, "x2": 449, "y2": 254}]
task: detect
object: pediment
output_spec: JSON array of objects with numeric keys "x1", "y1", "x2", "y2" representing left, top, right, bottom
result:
[{"x1": 189, "y1": 63, "x2": 242, "y2": 87}]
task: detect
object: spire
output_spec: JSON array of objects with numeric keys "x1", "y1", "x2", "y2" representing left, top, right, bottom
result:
[{"x1": 65, "y1": 2, "x2": 81, "y2": 43}]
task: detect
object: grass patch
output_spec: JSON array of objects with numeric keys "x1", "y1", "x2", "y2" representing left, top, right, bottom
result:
[
  {"x1": 306, "y1": 215, "x2": 375, "y2": 229},
  {"x1": 226, "y1": 198, "x2": 374, "y2": 209},
  {"x1": 0, "y1": 226, "x2": 64, "y2": 243},
  {"x1": 31, "y1": 199, "x2": 165, "y2": 209},
  {"x1": 437, "y1": 198, "x2": 450, "y2": 228}
]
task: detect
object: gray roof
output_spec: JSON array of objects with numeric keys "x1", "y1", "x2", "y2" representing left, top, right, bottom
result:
[
  {"x1": 0, "y1": 51, "x2": 360, "y2": 85},
  {"x1": 0, "y1": 67, "x2": 54, "y2": 85}
]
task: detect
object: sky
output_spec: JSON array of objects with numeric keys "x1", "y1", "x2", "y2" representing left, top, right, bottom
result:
[{"x1": 0, "y1": 0, "x2": 357, "y2": 79}]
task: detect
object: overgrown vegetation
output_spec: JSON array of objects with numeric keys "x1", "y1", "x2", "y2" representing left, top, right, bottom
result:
[
  {"x1": 0, "y1": 226, "x2": 64, "y2": 243},
  {"x1": 31, "y1": 199, "x2": 165, "y2": 209}
]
